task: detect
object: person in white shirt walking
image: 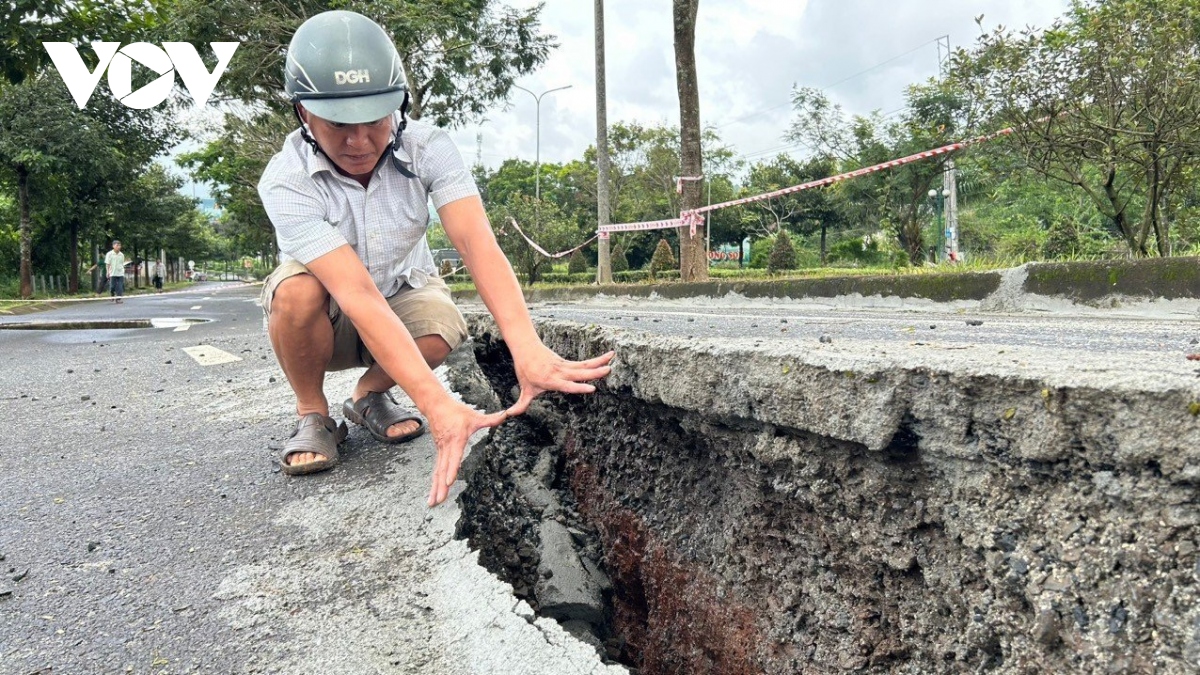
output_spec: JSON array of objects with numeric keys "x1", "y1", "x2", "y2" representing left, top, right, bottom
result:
[
  {"x1": 90, "y1": 241, "x2": 126, "y2": 303},
  {"x1": 151, "y1": 259, "x2": 165, "y2": 291},
  {"x1": 258, "y1": 10, "x2": 613, "y2": 506}
]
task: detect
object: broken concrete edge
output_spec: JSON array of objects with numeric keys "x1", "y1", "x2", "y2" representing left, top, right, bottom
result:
[
  {"x1": 453, "y1": 316, "x2": 1200, "y2": 671},
  {"x1": 460, "y1": 314, "x2": 1200, "y2": 485},
  {"x1": 451, "y1": 257, "x2": 1200, "y2": 312}
]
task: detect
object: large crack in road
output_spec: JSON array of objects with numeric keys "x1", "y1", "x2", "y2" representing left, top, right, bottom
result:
[{"x1": 451, "y1": 308, "x2": 1200, "y2": 674}]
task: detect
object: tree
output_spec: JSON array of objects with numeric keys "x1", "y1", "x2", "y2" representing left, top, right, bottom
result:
[
  {"x1": 767, "y1": 230, "x2": 797, "y2": 273},
  {"x1": 673, "y1": 0, "x2": 705, "y2": 282},
  {"x1": 587, "y1": 122, "x2": 737, "y2": 269},
  {"x1": 952, "y1": 0, "x2": 1200, "y2": 257},
  {"x1": 178, "y1": 109, "x2": 298, "y2": 262},
  {"x1": 117, "y1": 165, "x2": 199, "y2": 273},
  {"x1": 0, "y1": 0, "x2": 181, "y2": 296},
  {"x1": 788, "y1": 81, "x2": 968, "y2": 264},
  {"x1": 648, "y1": 238, "x2": 675, "y2": 280},
  {"x1": 2, "y1": 1, "x2": 63, "y2": 84},
  {"x1": 0, "y1": 75, "x2": 113, "y2": 296},
  {"x1": 489, "y1": 195, "x2": 582, "y2": 285}
]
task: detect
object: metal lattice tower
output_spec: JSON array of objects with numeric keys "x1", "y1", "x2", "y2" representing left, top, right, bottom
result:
[{"x1": 937, "y1": 35, "x2": 951, "y2": 78}]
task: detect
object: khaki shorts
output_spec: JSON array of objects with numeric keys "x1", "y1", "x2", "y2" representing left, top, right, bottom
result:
[{"x1": 261, "y1": 259, "x2": 468, "y2": 372}]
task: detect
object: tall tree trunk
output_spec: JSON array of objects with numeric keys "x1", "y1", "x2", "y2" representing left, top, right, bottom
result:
[
  {"x1": 17, "y1": 165, "x2": 33, "y2": 299},
  {"x1": 69, "y1": 220, "x2": 79, "y2": 294},
  {"x1": 1102, "y1": 167, "x2": 1139, "y2": 256},
  {"x1": 595, "y1": 0, "x2": 613, "y2": 284},
  {"x1": 673, "y1": 0, "x2": 706, "y2": 282}
]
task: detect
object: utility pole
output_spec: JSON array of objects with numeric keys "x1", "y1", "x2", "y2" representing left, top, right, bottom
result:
[
  {"x1": 595, "y1": 0, "x2": 613, "y2": 284},
  {"x1": 944, "y1": 159, "x2": 959, "y2": 261},
  {"x1": 937, "y1": 34, "x2": 960, "y2": 262}
]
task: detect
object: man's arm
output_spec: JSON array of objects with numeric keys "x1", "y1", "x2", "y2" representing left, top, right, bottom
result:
[
  {"x1": 305, "y1": 245, "x2": 507, "y2": 506},
  {"x1": 439, "y1": 196, "x2": 614, "y2": 414}
]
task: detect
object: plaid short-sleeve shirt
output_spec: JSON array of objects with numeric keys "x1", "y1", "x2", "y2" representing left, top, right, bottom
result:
[{"x1": 258, "y1": 115, "x2": 478, "y2": 297}]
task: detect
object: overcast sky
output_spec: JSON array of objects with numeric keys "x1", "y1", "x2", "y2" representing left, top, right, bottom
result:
[{"x1": 448, "y1": 0, "x2": 1070, "y2": 170}]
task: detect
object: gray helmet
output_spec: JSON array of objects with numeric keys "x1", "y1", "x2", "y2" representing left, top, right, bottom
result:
[{"x1": 284, "y1": 11, "x2": 408, "y2": 124}]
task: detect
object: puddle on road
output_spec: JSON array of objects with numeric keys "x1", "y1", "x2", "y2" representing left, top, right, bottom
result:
[{"x1": 0, "y1": 318, "x2": 212, "y2": 331}]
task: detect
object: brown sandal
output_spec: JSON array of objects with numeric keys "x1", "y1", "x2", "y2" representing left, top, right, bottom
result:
[
  {"x1": 279, "y1": 413, "x2": 348, "y2": 475},
  {"x1": 342, "y1": 391, "x2": 426, "y2": 444}
]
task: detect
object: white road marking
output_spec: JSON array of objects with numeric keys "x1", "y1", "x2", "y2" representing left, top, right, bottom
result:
[
  {"x1": 150, "y1": 318, "x2": 202, "y2": 329},
  {"x1": 183, "y1": 346, "x2": 242, "y2": 366},
  {"x1": 190, "y1": 305, "x2": 202, "y2": 310},
  {"x1": 173, "y1": 325, "x2": 191, "y2": 332}
]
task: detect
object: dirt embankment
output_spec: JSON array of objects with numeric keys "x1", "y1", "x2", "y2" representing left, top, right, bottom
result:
[{"x1": 451, "y1": 319, "x2": 1200, "y2": 675}]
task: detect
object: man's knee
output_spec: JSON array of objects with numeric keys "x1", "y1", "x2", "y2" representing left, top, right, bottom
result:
[
  {"x1": 270, "y1": 274, "x2": 329, "y2": 324},
  {"x1": 415, "y1": 334, "x2": 453, "y2": 367}
]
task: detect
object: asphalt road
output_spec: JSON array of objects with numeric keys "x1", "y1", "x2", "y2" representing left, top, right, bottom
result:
[
  {"x1": 0, "y1": 283, "x2": 622, "y2": 675},
  {"x1": 1, "y1": 283, "x2": 1197, "y2": 674},
  {"x1": 524, "y1": 299, "x2": 1200, "y2": 360},
  {"x1": 519, "y1": 297, "x2": 1199, "y2": 400}
]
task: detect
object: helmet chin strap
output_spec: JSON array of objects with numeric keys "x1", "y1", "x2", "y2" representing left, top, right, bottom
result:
[
  {"x1": 294, "y1": 104, "x2": 325, "y2": 159},
  {"x1": 390, "y1": 95, "x2": 417, "y2": 178}
]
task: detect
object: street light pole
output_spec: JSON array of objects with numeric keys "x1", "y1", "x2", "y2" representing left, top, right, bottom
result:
[
  {"x1": 928, "y1": 186, "x2": 951, "y2": 263},
  {"x1": 512, "y1": 84, "x2": 573, "y2": 204}
]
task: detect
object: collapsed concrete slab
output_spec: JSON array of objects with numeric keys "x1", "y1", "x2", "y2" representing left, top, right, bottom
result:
[{"x1": 453, "y1": 314, "x2": 1200, "y2": 674}]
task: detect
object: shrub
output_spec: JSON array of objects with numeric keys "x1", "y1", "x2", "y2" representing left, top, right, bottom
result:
[
  {"x1": 767, "y1": 230, "x2": 797, "y2": 273},
  {"x1": 611, "y1": 245, "x2": 630, "y2": 272},
  {"x1": 648, "y1": 238, "x2": 676, "y2": 279},
  {"x1": 534, "y1": 272, "x2": 596, "y2": 285},
  {"x1": 567, "y1": 249, "x2": 588, "y2": 274},
  {"x1": 827, "y1": 232, "x2": 909, "y2": 267}
]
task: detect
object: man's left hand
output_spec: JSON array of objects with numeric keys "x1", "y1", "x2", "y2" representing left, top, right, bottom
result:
[{"x1": 507, "y1": 345, "x2": 615, "y2": 416}]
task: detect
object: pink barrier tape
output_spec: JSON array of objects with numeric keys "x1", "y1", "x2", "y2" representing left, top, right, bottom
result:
[
  {"x1": 675, "y1": 175, "x2": 704, "y2": 194},
  {"x1": 690, "y1": 125, "x2": 1016, "y2": 215},
  {"x1": 599, "y1": 217, "x2": 685, "y2": 234},
  {"x1": 506, "y1": 218, "x2": 600, "y2": 259},
  {"x1": 594, "y1": 123, "x2": 1023, "y2": 238}
]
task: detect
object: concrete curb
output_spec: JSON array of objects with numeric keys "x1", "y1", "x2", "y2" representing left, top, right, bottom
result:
[{"x1": 453, "y1": 257, "x2": 1200, "y2": 316}]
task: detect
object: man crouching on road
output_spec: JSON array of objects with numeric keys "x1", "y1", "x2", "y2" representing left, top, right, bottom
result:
[{"x1": 259, "y1": 10, "x2": 614, "y2": 506}]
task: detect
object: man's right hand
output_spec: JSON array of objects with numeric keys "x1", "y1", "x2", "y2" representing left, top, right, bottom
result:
[{"x1": 424, "y1": 399, "x2": 509, "y2": 507}]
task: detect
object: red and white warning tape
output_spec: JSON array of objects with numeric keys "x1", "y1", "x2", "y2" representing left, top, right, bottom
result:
[
  {"x1": 505, "y1": 217, "x2": 599, "y2": 259},
  {"x1": 597, "y1": 124, "x2": 1018, "y2": 237},
  {"x1": 690, "y1": 125, "x2": 1015, "y2": 215},
  {"x1": 675, "y1": 175, "x2": 704, "y2": 194}
]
